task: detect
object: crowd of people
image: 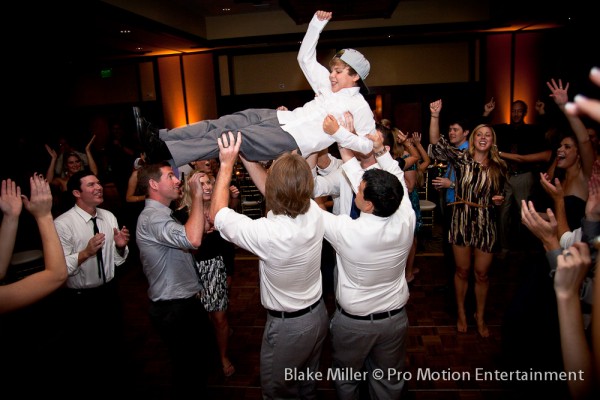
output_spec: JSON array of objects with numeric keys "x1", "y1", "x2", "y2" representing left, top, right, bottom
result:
[{"x1": 0, "y1": 6, "x2": 598, "y2": 398}]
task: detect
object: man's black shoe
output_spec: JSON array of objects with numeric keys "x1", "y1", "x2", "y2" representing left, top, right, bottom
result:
[{"x1": 133, "y1": 107, "x2": 172, "y2": 163}]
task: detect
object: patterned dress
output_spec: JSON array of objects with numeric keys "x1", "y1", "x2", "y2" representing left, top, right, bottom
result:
[
  {"x1": 172, "y1": 207, "x2": 236, "y2": 312},
  {"x1": 432, "y1": 137, "x2": 504, "y2": 253}
]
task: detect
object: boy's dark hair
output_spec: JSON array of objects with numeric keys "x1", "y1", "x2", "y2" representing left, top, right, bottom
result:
[{"x1": 362, "y1": 169, "x2": 404, "y2": 217}]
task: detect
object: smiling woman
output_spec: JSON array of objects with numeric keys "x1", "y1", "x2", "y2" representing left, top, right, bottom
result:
[{"x1": 431, "y1": 121, "x2": 508, "y2": 338}]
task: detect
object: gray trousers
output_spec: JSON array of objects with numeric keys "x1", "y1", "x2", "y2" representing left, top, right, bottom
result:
[
  {"x1": 160, "y1": 108, "x2": 299, "y2": 165},
  {"x1": 260, "y1": 299, "x2": 329, "y2": 400},
  {"x1": 330, "y1": 308, "x2": 408, "y2": 400}
]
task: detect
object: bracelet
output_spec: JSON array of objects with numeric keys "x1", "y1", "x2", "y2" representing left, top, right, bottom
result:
[
  {"x1": 374, "y1": 148, "x2": 388, "y2": 157},
  {"x1": 431, "y1": 115, "x2": 439, "y2": 118}
]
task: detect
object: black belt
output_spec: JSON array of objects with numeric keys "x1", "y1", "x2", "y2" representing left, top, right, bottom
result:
[
  {"x1": 152, "y1": 294, "x2": 198, "y2": 306},
  {"x1": 66, "y1": 279, "x2": 115, "y2": 295},
  {"x1": 267, "y1": 298, "x2": 322, "y2": 319},
  {"x1": 337, "y1": 303, "x2": 404, "y2": 320},
  {"x1": 510, "y1": 170, "x2": 533, "y2": 176}
]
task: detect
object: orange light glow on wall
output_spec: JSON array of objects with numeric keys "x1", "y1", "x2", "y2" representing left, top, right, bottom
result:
[{"x1": 157, "y1": 56, "x2": 187, "y2": 128}]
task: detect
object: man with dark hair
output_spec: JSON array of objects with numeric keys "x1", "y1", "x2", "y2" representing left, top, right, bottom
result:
[
  {"x1": 210, "y1": 132, "x2": 328, "y2": 399},
  {"x1": 136, "y1": 161, "x2": 212, "y2": 398},
  {"x1": 481, "y1": 98, "x2": 552, "y2": 255},
  {"x1": 53, "y1": 168, "x2": 130, "y2": 395},
  {"x1": 316, "y1": 130, "x2": 415, "y2": 399}
]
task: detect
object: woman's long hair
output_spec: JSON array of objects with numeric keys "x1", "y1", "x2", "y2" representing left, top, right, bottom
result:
[{"x1": 468, "y1": 124, "x2": 508, "y2": 192}]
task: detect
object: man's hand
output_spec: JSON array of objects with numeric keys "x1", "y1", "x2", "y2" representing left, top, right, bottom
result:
[
  {"x1": 430, "y1": 99, "x2": 443, "y2": 117},
  {"x1": 218, "y1": 131, "x2": 242, "y2": 167},
  {"x1": 229, "y1": 185, "x2": 240, "y2": 199},
  {"x1": 187, "y1": 172, "x2": 205, "y2": 200},
  {"x1": 113, "y1": 226, "x2": 130, "y2": 248},
  {"x1": 535, "y1": 100, "x2": 546, "y2": 115},
  {"x1": 366, "y1": 130, "x2": 384, "y2": 153},
  {"x1": 547, "y1": 78, "x2": 570, "y2": 107},
  {"x1": 340, "y1": 111, "x2": 355, "y2": 134},
  {"x1": 323, "y1": 115, "x2": 340, "y2": 135},
  {"x1": 483, "y1": 97, "x2": 495, "y2": 116}
]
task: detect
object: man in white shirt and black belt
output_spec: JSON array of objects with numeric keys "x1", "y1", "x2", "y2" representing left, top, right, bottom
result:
[
  {"x1": 210, "y1": 131, "x2": 329, "y2": 399},
  {"x1": 53, "y1": 169, "x2": 130, "y2": 395},
  {"x1": 312, "y1": 127, "x2": 415, "y2": 399}
]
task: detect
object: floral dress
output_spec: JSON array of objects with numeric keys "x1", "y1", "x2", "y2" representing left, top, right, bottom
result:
[{"x1": 432, "y1": 137, "x2": 504, "y2": 252}]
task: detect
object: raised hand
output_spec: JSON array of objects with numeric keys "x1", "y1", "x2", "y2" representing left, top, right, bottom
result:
[
  {"x1": 0, "y1": 178, "x2": 23, "y2": 219},
  {"x1": 45, "y1": 144, "x2": 57, "y2": 160},
  {"x1": 396, "y1": 129, "x2": 409, "y2": 144},
  {"x1": 546, "y1": 78, "x2": 570, "y2": 106},
  {"x1": 430, "y1": 99, "x2": 442, "y2": 116},
  {"x1": 229, "y1": 185, "x2": 240, "y2": 199},
  {"x1": 315, "y1": 10, "x2": 332, "y2": 21},
  {"x1": 483, "y1": 97, "x2": 495, "y2": 116},
  {"x1": 22, "y1": 174, "x2": 52, "y2": 219},
  {"x1": 585, "y1": 173, "x2": 600, "y2": 221},
  {"x1": 366, "y1": 130, "x2": 384, "y2": 152},
  {"x1": 535, "y1": 100, "x2": 545, "y2": 115},
  {"x1": 411, "y1": 132, "x2": 422, "y2": 144},
  {"x1": 217, "y1": 131, "x2": 242, "y2": 167},
  {"x1": 85, "y1": 134, "x2": 97, "y2": 152}
]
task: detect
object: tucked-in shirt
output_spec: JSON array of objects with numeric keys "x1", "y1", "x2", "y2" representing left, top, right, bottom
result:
[
  {"x1": 322, "y1": 151, "x2": 415, "y2": 315},
  {"x1": 54, "y1": 205, "x2": 129, "y2": 289},
  {"x1": 276, "y1": 14, "x2": 375, "y2": 157},
  {"x1": 136, "y1": 199, "x2": 201, "y2": 302},
  {"x1": 214, "y1": 201, "x2": 324, "y2": 312}
]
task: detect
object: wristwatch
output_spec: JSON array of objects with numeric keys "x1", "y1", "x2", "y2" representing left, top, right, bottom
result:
[{"x1": 450, "y1": 182, "x2": 455, "y2": 189}]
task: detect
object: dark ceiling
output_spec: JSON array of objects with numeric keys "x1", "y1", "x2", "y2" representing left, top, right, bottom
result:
[{"x1": 19, "y1": 0, "x2": 586, "y2": 66}]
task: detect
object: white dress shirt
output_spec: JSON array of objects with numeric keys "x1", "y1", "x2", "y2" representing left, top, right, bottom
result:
[
  {"x1": 320, "y1": 151, "x2": 416, "y2": 315},
  {"x1": 313, "y1": 153, "x2": 380, "y2": 217},
  {"x1": 214, "y1": 201, "x2": 324, "y2": 312},
  {"x1": 54, "y1": 205, "x2": 129, "y2": 289}
]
